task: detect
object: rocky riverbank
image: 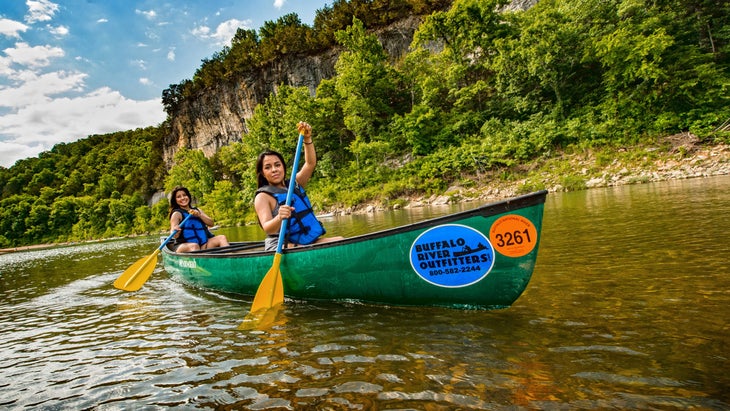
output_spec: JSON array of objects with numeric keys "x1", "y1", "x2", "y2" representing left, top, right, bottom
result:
[{"x1": 345, "y1": 134, "x2": 730, "y2": 213}]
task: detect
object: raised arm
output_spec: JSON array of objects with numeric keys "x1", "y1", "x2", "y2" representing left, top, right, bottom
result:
[{"x1": 295, "y1": 121, "x2": 316, "y2": 187}]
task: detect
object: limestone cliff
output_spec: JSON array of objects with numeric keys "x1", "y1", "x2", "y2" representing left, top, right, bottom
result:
[{"x1": 162, "y1": 15, "x2": 421, "y2": 166}]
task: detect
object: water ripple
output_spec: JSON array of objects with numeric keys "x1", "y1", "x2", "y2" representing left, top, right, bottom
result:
[{"x1": 0, "y1": 177, "x2": 728, "y2": 409}]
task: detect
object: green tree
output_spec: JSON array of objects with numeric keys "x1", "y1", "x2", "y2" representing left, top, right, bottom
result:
[
  {"x1": 162, "y1": 81, "x2": 191, "y2": 116},
  {"x1": 585, "y1": 0, "x2": 729, "y2": 134},
  {"x1": 245, "y1": 85, "x2": 319, "y2": 164},
  {"x1": 203, "y1": 180, "x2": 240, "y2": 226},
  {"x1": 164, "y1": 148, "x2": 215, "y2": 201},
  {"x1": 225, "y1": 28, "x2": 262, "y2": 74},
  {"x1": 407, "y1": 0, "x2": 517, "y2": 148},
  {"x1": 334, "y1": 18, "x2": 407, "y2": 140},
  {"x1": 24, "y1": 203, "x2": 51, "y2": 242},
  {"x1": 27, "y1": 168, "x2": 58, "y2": 196},
  {"x1": 133, "y1": 205, "x2": 154, "y2": 234},
  {"x1": 389, "y1": 104, "x2": 445, "y2": 155},
  {"x1": 89, "y1": 198, "x2": 111, "y2": 238},
  {"x1": 108, "y1": 196, "x2": 139, "y2": 236},
  {"x1": 67, "y1": 196, "x2": 95, "y2": 240},
  {"x1": 415, "y1": 0, "x2": 511, "y2": 66},
  {"x1": 151, "y1": 199, "x2": 171, "y2": 230},
  {"x1": 1, "y1": 195, "x2": 33, "y2": 245},
  {"x1": 50, "y1": 196, "x2": 79, "y2": 238},
  {"x1": 97, "y1": 174, "x2": 117, "y2": 199},
  {"x1": 312, "y1": 78, "x2": 354, "y2": 172},
  {"x1": 259, "y1": 13, "x2": 313, "y2": 60},
  {"x1": 61, "y1": 170, "x2": 84, "y2": 196}
]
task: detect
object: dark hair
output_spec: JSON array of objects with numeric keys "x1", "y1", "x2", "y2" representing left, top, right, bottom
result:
[
  {"x1": 256, "y1": 150, "x2": 286, "y2": 188},
  {"x1": 169, "y1": 186, "x2": 193, "y2": 217}
]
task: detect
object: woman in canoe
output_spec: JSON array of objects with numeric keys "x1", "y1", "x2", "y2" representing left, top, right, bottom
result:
[
  {"x1": 169, "y1": 186, "x2": 229, "y2": 252},
  {"x1": 254, "y1": 121, "x2": 343, "y2": 251}
]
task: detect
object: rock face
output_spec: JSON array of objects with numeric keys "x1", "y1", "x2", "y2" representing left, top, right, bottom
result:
[
  {"x1": 162, "y1": 47, "x2": 342, "y2": 165},
  {"x1": 162, "y1": 15, "x2": 423, "y2": 166},
  {"x1": 162, "y1": 2, "x2": 538, "y2": 165}
]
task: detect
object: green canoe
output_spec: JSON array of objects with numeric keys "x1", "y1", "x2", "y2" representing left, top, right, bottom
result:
[{"x1": 161, "y1": 190, "x2": 547, "y2": 310}]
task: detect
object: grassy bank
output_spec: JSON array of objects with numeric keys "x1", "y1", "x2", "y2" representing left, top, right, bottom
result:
[{"x1": 341, "y1": 134, "x2": 730, "y2": 213}]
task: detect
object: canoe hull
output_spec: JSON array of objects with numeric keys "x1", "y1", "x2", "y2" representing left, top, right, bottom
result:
[{"x1": 162, "y1": 191, "x2": 547, "y2": 310}]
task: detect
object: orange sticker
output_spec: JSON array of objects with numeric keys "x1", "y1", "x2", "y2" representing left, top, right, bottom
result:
[{"x1": 489, "y1": 214, "x2": 538, "y2": 258}]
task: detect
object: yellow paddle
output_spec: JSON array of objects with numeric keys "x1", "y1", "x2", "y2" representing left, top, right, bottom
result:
[
  {"x1": 242, "y1": 133, "x2": 305, "y2": 326},
  {"x1": 113, "y1": 213, "x2": 192, "y2": 291}
]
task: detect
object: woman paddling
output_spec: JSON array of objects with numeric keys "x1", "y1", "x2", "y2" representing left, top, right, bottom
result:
[
  {"x1": 169, "y1": 186, "x2": 229, "y2": 252},
  {"x1": 254, "y1": 121, "x2": 343, "y2": 251}
]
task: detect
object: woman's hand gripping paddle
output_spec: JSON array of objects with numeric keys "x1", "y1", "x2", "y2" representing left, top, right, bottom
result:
[
  {"x1": 113, "y1": 213, "x2": 193, "y2": 291},
  {"x1": 241, "y1": 133, "x2": 305, "y2": 328}
]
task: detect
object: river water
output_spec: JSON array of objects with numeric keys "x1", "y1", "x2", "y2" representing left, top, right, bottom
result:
[{"x1": 1, "y1": 176, "x2": 728, "y2": 410}]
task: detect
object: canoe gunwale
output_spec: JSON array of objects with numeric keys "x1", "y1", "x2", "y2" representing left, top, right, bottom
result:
[{"x1": 161, "y1": 190, "x2": 548, "y2": 260}]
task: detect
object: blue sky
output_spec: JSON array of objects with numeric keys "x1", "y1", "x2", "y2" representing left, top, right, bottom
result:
[{"x1": 0, "y1": 0, "x2": 331, "y2": 168}]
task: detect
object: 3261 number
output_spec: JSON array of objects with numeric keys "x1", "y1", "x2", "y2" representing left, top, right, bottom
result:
[{"x1": 494, "y1": 229, "x2": 532, "y2": 247}]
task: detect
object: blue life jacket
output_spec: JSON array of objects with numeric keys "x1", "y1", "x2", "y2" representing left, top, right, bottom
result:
[
  {"x1": 257, "y1": 182, "x2": 326, "y2": 245},
  {"x1": 174, "y1": 208, "x2": 213, "y2": 245}
]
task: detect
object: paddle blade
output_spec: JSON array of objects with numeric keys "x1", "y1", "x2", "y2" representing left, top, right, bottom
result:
[
  {"x1": 239, "y1": 303, "x2": 283, "y2": 330},
  {"x1": 250, "y1": 253, "x2": 285, "y2": 312},
  {"x1": 113, "y1": 249, "x2": 161, "y2": 291}
]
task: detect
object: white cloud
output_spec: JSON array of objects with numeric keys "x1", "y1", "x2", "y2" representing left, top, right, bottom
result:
[
  {"x1": 274, "y1": 0, "x2": 285, "y2": 9},
  {"x1": 132, "y1": 59, "x2": 147, "y2": 70},
  {"x1": 1, "y1": 42, "x2": 64, "y2": 72},
  {"x1": 48, "y1": 24, "x2": 69, "y2": 37},
  {"x1": 213, "y1": 19, "x2": 249, "y2": 44},
  {"x1": 191, "y1": 25, "x2": 210, "y2": 37},
  {"x1": 167, "y1": 48, "x2": 176, "y2": 61},
  {"x1": 139, "y1": 77, "x2": 152, "y2": 85},
  {"x1": 192, "y1": 18, "x2": 251, "y2": 46},
  {"x1": 96, "y1": 18, "x2": 108, "y2": 24},
  {"x1": 144, "y1": 28, "x2": 160, "y2": 41},
  {"x1": 0, "y1": 88, "x2": 165, "y2": 167},
  {"x1": 135, "y1": 9, "x2": 157, "y2": 20},
  {"x1": 0, "y1": 18, "x2": 29, "y2": 39},
  {"x1": 0, "y1": 24, "x2": 165, "y2": 167},
  {"x1": 0, "y1": 70, "x2": 87, "y2": 108},
  {"x1": 0, "y1": 140, "x2": 46, "y2": 168},
  {"x1": 25, "y1": 0, "x2": 59, "y2": 24},
  {"x1": 0, "y1": 56, "x2": 13, "y2": 77}
]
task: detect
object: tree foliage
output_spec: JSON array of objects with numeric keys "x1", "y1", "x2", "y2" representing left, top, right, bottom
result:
[
  {"x1": 334, "y1": 18, "x2": 408, "y2": 139},
  {"x1": 0, "y1": 128, "x2": 164, "y2": 246}
]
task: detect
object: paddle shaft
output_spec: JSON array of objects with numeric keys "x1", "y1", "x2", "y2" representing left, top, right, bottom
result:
[{"x1": 275, "y1": 133, "x2": 305, "y2": 253}]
